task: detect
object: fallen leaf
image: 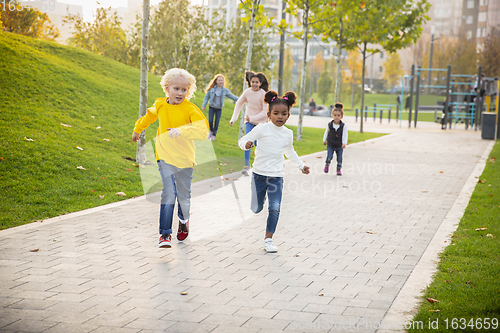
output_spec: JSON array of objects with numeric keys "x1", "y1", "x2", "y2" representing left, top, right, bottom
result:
[
  {"x1": 125, "y1": 169, "x2": 132, "y2": 172},
  {"x1": 225, "y1": 178, "x2": 229, "y2": 180},
  {"x1": 76, "y1": 146, "x2": 83, "y2": 150},
  {"x1": 475, "y1": 227, "x2": 487, "y2": 231},
  {"x1": 76, "y1": 166, "x2": 86, "y2": 170},
  {"x1": 102, "y1": 177, "x2": 105, "y2": 179},
  {"x1": 429, "y1": 309, "x2": 440, "y2": 312},
  {"x1": 96, "y1": 126, "x2": 101, "y2": 130},
  {"x1": 444, "y1": 280, "x2": 450, "y2": 283},
  {"x1": 229, "y1": 169, "x2": 233, "y2": 171},
  {"x1": 92, "y1": 190, "x2": 96, "y2": 193},
  {"x1": 318, "y1": 293, "x2": 324, "y2": 296},
  {"x1": 316, "y1": 156, "x2": 322, "y2": 158},
  {"x1": 60, "y1": 123, "x2": 71, "y2": 127},
  {"x1": 99, "y1": 195, "x2": 105, "y2": 199},
  {"x1": 343, "y1": 185, "x2": 348, "y2": 188},
  {"x1": 30, "y1": 249, "x2": 39, "y2": 252},
  {"x1": 181, "y1": 291, "x2": 188, "y2": 295},
  {"x1": 91, "y1": 116, "x2": 95, "y2": 119},
  {"x1": 426, "y1": 298, "x2": 440, "y2": 304},
  {"x1": 439, "y1": 171, "x2": 444, "y2": 173},
  {"x1": 421, "y1": 190, "x2": 428, "y2": 193},
  {"x1": 294, "y1": 254, "x2": 300, "y2": 257},
  {"x1": 132, "y1": 163, "x2": 139, "y2": 167},
  {"x1": 24, "y1": 136, "x2": 34, "y2": 141},
  {"x1": 366, "y1": 230, "x2": 378, "y2": 234},
  {"x1": 488, "y1": 194, "x2": 493, "y2": 196},
  {"x1": 116, "y1": 192, "x2": 126, "y2": 197},
  {"x1": 466, "y1": 280, "x2": 471, "y2": 284},
  {"x1": 478, "y1": 179, "x2": 485, "y2": 184},
  {"x1": 0, "y1": 157, "x2": 4, "y2": 161},
  {"x1": 486, "y1": 234, "x2": 496, "y2": 238},
  {"x1": 103, "y1": 139, "x2": 110, "y2": 142}
]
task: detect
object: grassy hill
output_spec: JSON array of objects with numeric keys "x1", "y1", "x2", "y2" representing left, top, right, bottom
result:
[{"x1": 0, "y1": 31, "x2": 384, "y2": 230}]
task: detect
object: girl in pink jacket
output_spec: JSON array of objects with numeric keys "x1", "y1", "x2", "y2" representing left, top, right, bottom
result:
[{"x1": 230, "y1": 71, "x2": 269, "y2": 175}]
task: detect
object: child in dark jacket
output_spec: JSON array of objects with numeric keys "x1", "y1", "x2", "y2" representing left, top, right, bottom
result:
[{"x1": 323, "y1": 103, "x2": 348, "y2": 176}]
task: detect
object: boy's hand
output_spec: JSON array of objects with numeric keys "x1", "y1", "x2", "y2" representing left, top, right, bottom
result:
[
  {"x1": 342, "y1": 144, "x2": 346, "y2": 149},
  {"x1": 245, "y1": 141, "x2": 254, "y2": 149},
  {"x1": 301, "y1": 166, "x2": 310, "y2": 175},
  {"x1": 167, "y1": 128, "x2": 181, "y2": 138},
  {"x1": 323, "y1": 141, "x2": 327, "y2": 145},
  {"x1": 132, "y1": 131, "x2": 140, "y2": 142}
]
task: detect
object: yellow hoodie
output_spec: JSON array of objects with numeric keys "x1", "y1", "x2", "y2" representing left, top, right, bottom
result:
[{"x1": 133, "y1": 98, "x2": 209, "y2": 168}]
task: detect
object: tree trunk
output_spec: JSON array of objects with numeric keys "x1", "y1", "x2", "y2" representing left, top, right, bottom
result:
[
  {"x1": 136, "y1": 0, "x2": 150, "y2": 164},
  {"x1": 239, "y1": 0, "x2": 259, "y2": 140},
  {"x1": 297, "y1": 0, "x2": 309, "y2": 141},
  {"x1": 334, "y1": 19, "x2": 343, "y2": 102},
  {"x1": 360, "y1": 42, "x2": 367, "y2": 134}
]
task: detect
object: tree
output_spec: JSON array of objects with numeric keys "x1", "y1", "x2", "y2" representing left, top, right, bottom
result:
[
  {"x1": 286, "y1": 0, "x2": 332, "y2": 141},
  {"x1": 64, "y1": 7, "x2": 128, "y2": 63},
  {"x1": 481, "y1": 27, "x2": 500, "y2": 77},
  {"x1": 312, "y1": 51, "x2": 324, "y2": 93},
  {"x1": 136, "y1": 0, "x2": 150, "y2": 164},
  {"x1": 382, "y1": 51, "x2": 404, "y2": 91},
  {"x1": 273, "y1": 47, "x2": 294, "y2": 93},
  {"x1": 1, "y1": 0, "x2": 59, "y2": 40},
  {"x1": 317, "y1": 69, "x2": 332, "y2": 104},
  {"x1": 345, "y1": 50, "x2": 362, "y2": 110}
]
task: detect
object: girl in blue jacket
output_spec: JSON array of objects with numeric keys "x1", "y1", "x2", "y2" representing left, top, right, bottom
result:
[{"x1": 202, "y1": 74, "x2": 239, "y2": 141}]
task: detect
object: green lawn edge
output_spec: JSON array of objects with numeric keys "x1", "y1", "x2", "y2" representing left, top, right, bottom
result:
[{"x1": 406, "y1": 140, "x2": 500, "y2": 333}]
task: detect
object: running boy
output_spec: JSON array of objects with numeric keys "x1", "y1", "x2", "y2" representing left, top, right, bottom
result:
[
  {"x1": 132, "y1": 68, "x2": 209, "y2": 248},
  {"x1": 323, "y1": 102, "x2": 348, "y2": 175},
  {"x1": 238, "y1": 91, "x2": 310, "y2": 253}
]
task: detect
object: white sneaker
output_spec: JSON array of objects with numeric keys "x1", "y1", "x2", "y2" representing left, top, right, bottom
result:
[
  {"x1": 263, "y1": 238, "x2": 277, "y2": 253},
  {"x1": 242, "y1": 166, "x2": 249, "y2": 176}
]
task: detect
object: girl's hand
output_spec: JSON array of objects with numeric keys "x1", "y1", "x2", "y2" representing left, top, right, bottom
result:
[
  {"x1": 301, "y1": 166, "x2": 310, "y2": 175},
  {"x1": 132, "y1": 132, "x2": 140, "y2": 142},
  {"x1": 245, "y1": 141, "x2": 254, "y2": 149},
  {"x1": 230, "y1": 121, "x2": 234, "y2": 126},
  {"x1": 202, "y1": 107, "x2": 205, "y2": 111},
  {"x1": 167, "y1": 128, "x2": 181, "y2": 138},
  {"x1": 342, "y1": 144, "x2": 346, "y2": 149},
  {"x1": 323, "y1": 141, "x2": 327, "y2": 145},
  {"x1": 244, "y1": 115, "x2": 250, "y2": 122}
]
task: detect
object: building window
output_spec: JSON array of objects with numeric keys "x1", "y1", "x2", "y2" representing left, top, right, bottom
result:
[
  {"x1": 479, "y1": 0, "x2": 488, "y2": 6},
  {"x1": 379, "y1": 66, "x2": 383, "y2": 72},
  {"x1": 380, "y1": 52, "x2": 384, "y2": 59},
  {"x1": 466, "y1": 15, "x2": 473, "y2": 24},
  {"x1": 478, "y1": 12, "x2": 487, "y2": 22},
  {"x1": 466, "y1": 30, "x2": 472, "y2": 39},
  {"x1": 467, "y1": 0, "x2": 474, "y2": 8}
]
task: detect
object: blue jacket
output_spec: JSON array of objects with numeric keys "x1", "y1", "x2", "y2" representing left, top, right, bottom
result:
[{"x1": 202, "y1": 86, "x2": 239, "y2": 109}]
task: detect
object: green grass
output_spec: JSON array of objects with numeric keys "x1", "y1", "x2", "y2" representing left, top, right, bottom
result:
[
  {"x1": 310, "y1": 92, "x2": 445, "y2": 122},
  {"x1": 407, "y1": 141, "x2": 500, "y2": 333},
  {"x1": 0, "y1": 31, "x2": 385, "y2": 230}
]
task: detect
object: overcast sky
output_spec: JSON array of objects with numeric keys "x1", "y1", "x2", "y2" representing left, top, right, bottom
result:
[{"x1": 59, "y1": 0, "x2": 204, "y2": 21}]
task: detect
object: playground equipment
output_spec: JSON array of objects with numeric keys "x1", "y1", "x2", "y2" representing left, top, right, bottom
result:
[{"x1": 399, "y1": 65, "x2": 499, "y2": 131}]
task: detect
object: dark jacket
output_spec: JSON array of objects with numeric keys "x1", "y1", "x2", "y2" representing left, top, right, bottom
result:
[{"x1": 327, "y1": 120, "x2": 344, "y2": 148}]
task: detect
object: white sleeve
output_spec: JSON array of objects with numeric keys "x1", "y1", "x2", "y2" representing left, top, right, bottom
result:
[
  {"x1": 342, "y1": 124, "x2": 348, "y2": 145},
  {"x1": 323, "y1": 126, "x2": 329, "y2": 142},
  {"x1": 284, "y1": 137, "x2": 305, "y2": 170},
  {"x1": 238, "y1": 123, "x2": 263, "y2": 150}
]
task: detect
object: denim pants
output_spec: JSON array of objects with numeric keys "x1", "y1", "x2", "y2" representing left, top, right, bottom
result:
[
  {"x1": 208, "y1": 107, "x2": 222, "y2": 136},
  {"x1": 250, "y1": 173, "x2": 283, "y2": 235},
  {"x1": 244, "y1": 122, "x2": 256, "y2": 167},
  {"x1": 326, "y1": 145, "x2": 343, "y2": 169},
  {"x1": 157, "y1": 160, "x2": 193, "y2": 235}
]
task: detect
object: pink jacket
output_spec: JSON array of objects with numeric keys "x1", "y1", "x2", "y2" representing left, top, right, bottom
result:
[{"x1": 230, "y1": 88, "x2": 268, "y2": 125}]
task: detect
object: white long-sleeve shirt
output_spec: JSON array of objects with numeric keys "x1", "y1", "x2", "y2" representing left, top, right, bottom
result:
[
  {"x1": 323, "y1": 121, "x2": 348, "y2": 145},
  {"x1": 238, "y1": 122, "x2": 305, "y2": 177}
]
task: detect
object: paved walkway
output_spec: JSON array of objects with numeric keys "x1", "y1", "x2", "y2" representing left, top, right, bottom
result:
[{"x1": 0, "y1": 117, "x2": 494, "y2": 333}]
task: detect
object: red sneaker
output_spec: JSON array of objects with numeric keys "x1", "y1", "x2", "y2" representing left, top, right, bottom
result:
[
  {"x1": 158, "y1": 234, "x2": 171, "y2": 248},
  {"x1": 337, "y1": 169, "x2": 342, "y2": 176},
  {"x1": 324, "y1": 164, "x2": 329, "y2": 173},
  {"x1": 177, "y1": 221, "x2": 189, "y2": 242}
]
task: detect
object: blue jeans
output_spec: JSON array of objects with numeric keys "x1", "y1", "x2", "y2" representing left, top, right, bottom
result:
[
  {"x1": 208, "y1": 107, "x2": 222, "y2": 136},
  {"x1": 245, "y1": 122, "x2": 256, "y2": 167},
  {"x1": 326, "y1": 145, "x2": 343, "y2": 169},
  {"x1": 157, "y1": 160, "x2": 193, "y2": 235},
  {"x1": 250, "y1": 173, "x2": 283, "y2": 235}
]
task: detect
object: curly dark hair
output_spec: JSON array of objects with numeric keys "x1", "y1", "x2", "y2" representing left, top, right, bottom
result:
[
  {"x1": 245, "y1": 71, "x2": 269, "y2": 92},
  {"x1": 264, "y1": 90, "x2": 297, "y2": 112}
]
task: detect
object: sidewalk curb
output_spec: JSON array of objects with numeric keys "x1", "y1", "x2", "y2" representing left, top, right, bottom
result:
[{"x1": 377, "y1": 139, "x2": 496, "y2": 332}]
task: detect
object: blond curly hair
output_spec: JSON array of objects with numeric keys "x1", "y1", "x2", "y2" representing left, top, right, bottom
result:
[{"x1": 160, "y1": 68, "x2": 197, "y2": 100}]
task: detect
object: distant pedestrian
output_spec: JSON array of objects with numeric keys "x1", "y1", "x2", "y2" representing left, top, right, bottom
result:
[
  {"x1": 405, "y1": 94, "x2": 411, "y2": 112},
  {"x1": 323, "y1": 102, "x2": 348, "y2": 176},
  {"x1": 239, "y1": 90, "x2": 310, "y2": 253},
  {"x1": 132, "y1": 68, "x2": 209, "y2": 248},
  {"x1": 202, "y1": 74, "x2": 239, "y2": 142},
  {"x1": 230, "y1": 71, "x2": 270, "y2": 175},
  {"x1": 309, "y1": 97, "x2": 316, "y2": 115}
]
